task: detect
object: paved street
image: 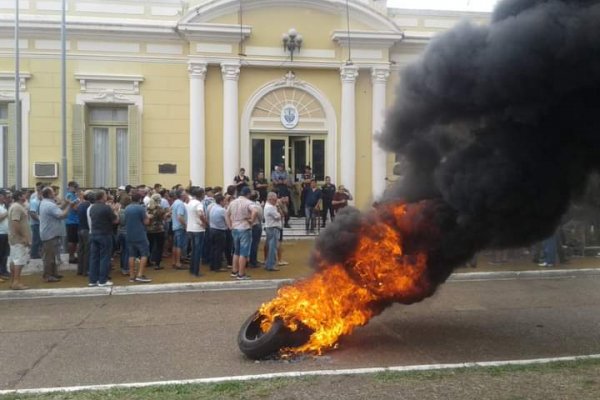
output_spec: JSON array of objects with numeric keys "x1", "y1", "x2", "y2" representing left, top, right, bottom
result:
[{"x1": 1, "y1": 274, "x2": 599, "y2": 391}]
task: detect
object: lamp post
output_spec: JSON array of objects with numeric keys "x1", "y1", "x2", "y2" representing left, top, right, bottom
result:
[
  {"x1": 60, "y1": 0, "x2": 67, "y2": 194},
  {"x1": 282, "y1": 28, "x2": 303, "y2": 61},
  {"x1": 15, "y1": 0, "x2": 21, "y2": 189}
]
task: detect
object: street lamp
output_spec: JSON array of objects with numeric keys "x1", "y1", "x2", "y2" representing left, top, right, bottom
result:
[{"x1": 282, "y1": 28, "x2": 303, "y2": 61}]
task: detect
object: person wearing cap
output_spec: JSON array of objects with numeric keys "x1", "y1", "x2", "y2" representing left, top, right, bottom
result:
[
  {"x1": 7, "y1": 190, "x2": 31, "y2": 290},
  {"x1": 65, "y1": 181, "x2": 81, "y2": 264},
  {"x1": 225, "y1": 186, "x2": 257, "y2": 280}
]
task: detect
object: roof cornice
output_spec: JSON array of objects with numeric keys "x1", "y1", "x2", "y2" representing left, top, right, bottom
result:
[
  {"x1": 0, "y1": 15, "x2": 179, "y2": 41},
  {"x1": 177, "y1": 22, "x2": 252, "y2": 43},
  {"x1": 331, "y1": 30, "x2": 404, "y2": 48}
]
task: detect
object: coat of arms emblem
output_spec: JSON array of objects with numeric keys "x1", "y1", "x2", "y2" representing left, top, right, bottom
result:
[{"x1": 280, "y1": 104, "x2": 299, "y2": 129}]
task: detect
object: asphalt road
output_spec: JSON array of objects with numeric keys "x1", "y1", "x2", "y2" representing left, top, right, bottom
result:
[{"x1": 1, "y1": 274, "x2": 599, "y2": 390}]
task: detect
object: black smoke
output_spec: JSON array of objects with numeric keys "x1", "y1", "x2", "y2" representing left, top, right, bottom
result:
[{"x1": 314, "y1": 0, "x2": 600, "y2": 293}]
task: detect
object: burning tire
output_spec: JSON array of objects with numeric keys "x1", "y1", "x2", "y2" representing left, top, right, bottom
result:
[{"x1": 237, "y1": 312, "x2": 312, "y2": 360}]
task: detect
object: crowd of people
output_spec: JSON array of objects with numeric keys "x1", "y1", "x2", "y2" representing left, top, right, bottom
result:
[{"x1": 0, "y1": 166, "x2": 353, "y2": 290}]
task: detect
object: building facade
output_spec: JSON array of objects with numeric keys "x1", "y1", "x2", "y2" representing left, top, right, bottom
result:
[{"x1": 0, "y1": 0, "x2": 489, "y2": 207}]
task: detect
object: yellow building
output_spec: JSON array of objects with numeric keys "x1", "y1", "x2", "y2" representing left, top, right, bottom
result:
[{"x1": 0, "y1": 0, "x2": 489, "y2": 207}]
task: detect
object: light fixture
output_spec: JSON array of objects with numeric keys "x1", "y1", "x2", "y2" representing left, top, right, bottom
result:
[{"x1": 282, "y1": 28, "x2": 303, "y2": 61}]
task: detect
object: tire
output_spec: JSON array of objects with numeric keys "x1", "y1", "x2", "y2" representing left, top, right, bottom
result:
[{"x1": 237, "y1": 311, "x2": 312, "y2": 359}]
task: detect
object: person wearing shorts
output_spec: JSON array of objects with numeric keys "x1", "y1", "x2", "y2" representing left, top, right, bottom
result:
[
  {"x1": 8, "y1": 190, "x2": 31, "y2": 290},
  {"x1": 125, "y1": 192, "x2": 152, "y2": 283},
  {"x1": 226, "y1": 187, "x2": 257, "y2": 280}
]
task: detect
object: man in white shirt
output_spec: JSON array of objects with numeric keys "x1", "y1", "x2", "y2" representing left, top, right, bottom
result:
[
  {"x1": 142, "y1": 187, "x2": 152, "y2": 207},
  {"x1": 263, "y1": 192, "x2": 283, "y2": 272},
  {"x1": 186, "y1": 187, "x2": 206, "y2": 277}
]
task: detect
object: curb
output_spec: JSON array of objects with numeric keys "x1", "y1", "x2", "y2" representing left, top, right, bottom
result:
[
  {"x1": 448, "y1": 268, "x2": 600, "y2": 281},
  {"x1": 0, "y1": 279, "x2": 294, "y2": 301},
  {"x1": 1, "y1": 268, "x2": 599, "y2": 301}
]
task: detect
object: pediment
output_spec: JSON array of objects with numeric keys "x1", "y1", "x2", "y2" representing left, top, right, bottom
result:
[{"x1": 180, "y1": 0, "x2": 401, "y2": 33}]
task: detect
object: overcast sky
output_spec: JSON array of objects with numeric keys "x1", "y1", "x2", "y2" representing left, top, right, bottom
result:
[{"x1": 387, "y1": 0, "x2": 499, "y2": 12}]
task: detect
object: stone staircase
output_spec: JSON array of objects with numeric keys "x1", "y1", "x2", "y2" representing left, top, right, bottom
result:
[
  {"x1": 283, "y1": 217, "x2": 330, "y2": 239},
  {"x1": 282, "y1": 216, "x2": 325, "y2": 239}
]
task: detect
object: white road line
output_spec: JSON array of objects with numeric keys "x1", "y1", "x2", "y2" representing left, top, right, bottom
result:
[{"x1": 1, "y1": 354, "x2": 599, "y2": 395}]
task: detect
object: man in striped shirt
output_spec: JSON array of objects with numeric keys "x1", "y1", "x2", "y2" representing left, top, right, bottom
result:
[{"x1": 225, "y1": 187, "x2": 257, "y2": 280}]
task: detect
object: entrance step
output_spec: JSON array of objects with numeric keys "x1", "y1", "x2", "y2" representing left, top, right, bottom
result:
[{"x1": 280, "y1": 217, "x2": 326, "y2": 239}]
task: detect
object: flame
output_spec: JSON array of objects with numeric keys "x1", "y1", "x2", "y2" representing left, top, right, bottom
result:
[{"x1": 258, "y1": 203, "x2": 432, "y2": 355}]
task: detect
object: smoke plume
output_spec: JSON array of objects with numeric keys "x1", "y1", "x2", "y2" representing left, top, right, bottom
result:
[{"x1": 315, "y1": 0, "x2": 600, "y2": 292}]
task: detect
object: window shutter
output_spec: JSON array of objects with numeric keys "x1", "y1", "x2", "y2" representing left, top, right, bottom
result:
[
  {"x1": 72, "y1": 104, "x2": 87, "y2": 186},
  {"x1": 128, "y1": 105, "x2": 141, "y2": 185},
  {"x1": 7, "y1": 103, "x2": 16, "y2": 187}
]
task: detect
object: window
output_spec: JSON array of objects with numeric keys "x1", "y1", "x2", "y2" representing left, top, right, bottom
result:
[
  {"x1": 250, "y1": 134, "x2": 326, "y2": 182},
  {"x1": 88, "y1": 106, "x2": 128, "y2": 187},
  {"x1": 0, "y1": 104, "x2": 7, "y2": 187},
  {"x1": 251, "y1": 138, "x2": 265, "y2": 180},
  {"x1": 311, "y1": 139, "x2": 325, "y2": 181}
]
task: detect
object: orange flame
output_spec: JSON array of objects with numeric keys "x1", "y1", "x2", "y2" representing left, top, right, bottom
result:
[{"x1": 258, "y1": 203, "x2": 431, "y2": 355}]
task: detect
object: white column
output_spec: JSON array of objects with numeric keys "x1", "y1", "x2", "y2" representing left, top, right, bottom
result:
[
  {"x1": 340, "y1": 64, "x2": 359, "y2": 199},
  {"x1": 221, "y1": 61, "x2": 240, "y2": 188},
  {"x1": 188, "y1": 60, "x2": 207, "y2": 186},
  {"x1": 371, "y1": 66, "x2": 390, "y2": 200}
]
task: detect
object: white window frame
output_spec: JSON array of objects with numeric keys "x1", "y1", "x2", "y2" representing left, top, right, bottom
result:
[
  {"x1": 0, "y1": 124, "x2": 7, "y2": 187},
  {"x1": 85, "y1": 105, "x2": 129, "y2": 187},
  {"x1": 0, "y1": 72, "x2": 31, "y2": 187}
]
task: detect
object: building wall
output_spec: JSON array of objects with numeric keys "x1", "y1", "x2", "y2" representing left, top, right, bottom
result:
[{"x1": 0, "y1": 0, "x2": 491, "y2": 208}]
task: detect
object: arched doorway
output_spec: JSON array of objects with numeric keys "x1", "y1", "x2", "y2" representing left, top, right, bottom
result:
[{"x1": 240, "y1": 72, "x2": 337, "y2": 183}]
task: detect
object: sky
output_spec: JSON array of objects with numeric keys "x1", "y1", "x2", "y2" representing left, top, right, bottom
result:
[{"x1": 387, "y1": 0, "x2": 500, "y2": 12}]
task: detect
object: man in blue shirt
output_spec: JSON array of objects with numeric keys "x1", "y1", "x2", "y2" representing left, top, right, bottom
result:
[
  {"x1": 65, "y1": 181, "x2": 80, "y2": 264},
  {"x1": 125, "y1": 191, "x2": 152, "y2": 283},
  {"x1": 271, "y1": 163, "x2": 292, "y2": 228},
  {"x1": 170, "y1": 189, "x2": 188, "y2": 270},
  {"x1": 39, "y1": 187, "x2": 72, "y2": 282},
  {"x1": 304, "y1": 179, "x2": 322, "y2": 234}
]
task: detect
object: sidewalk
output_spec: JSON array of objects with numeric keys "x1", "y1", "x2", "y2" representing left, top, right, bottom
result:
[{"x1": 1, "y1": 240, "x2": 600, "y2": 293}]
